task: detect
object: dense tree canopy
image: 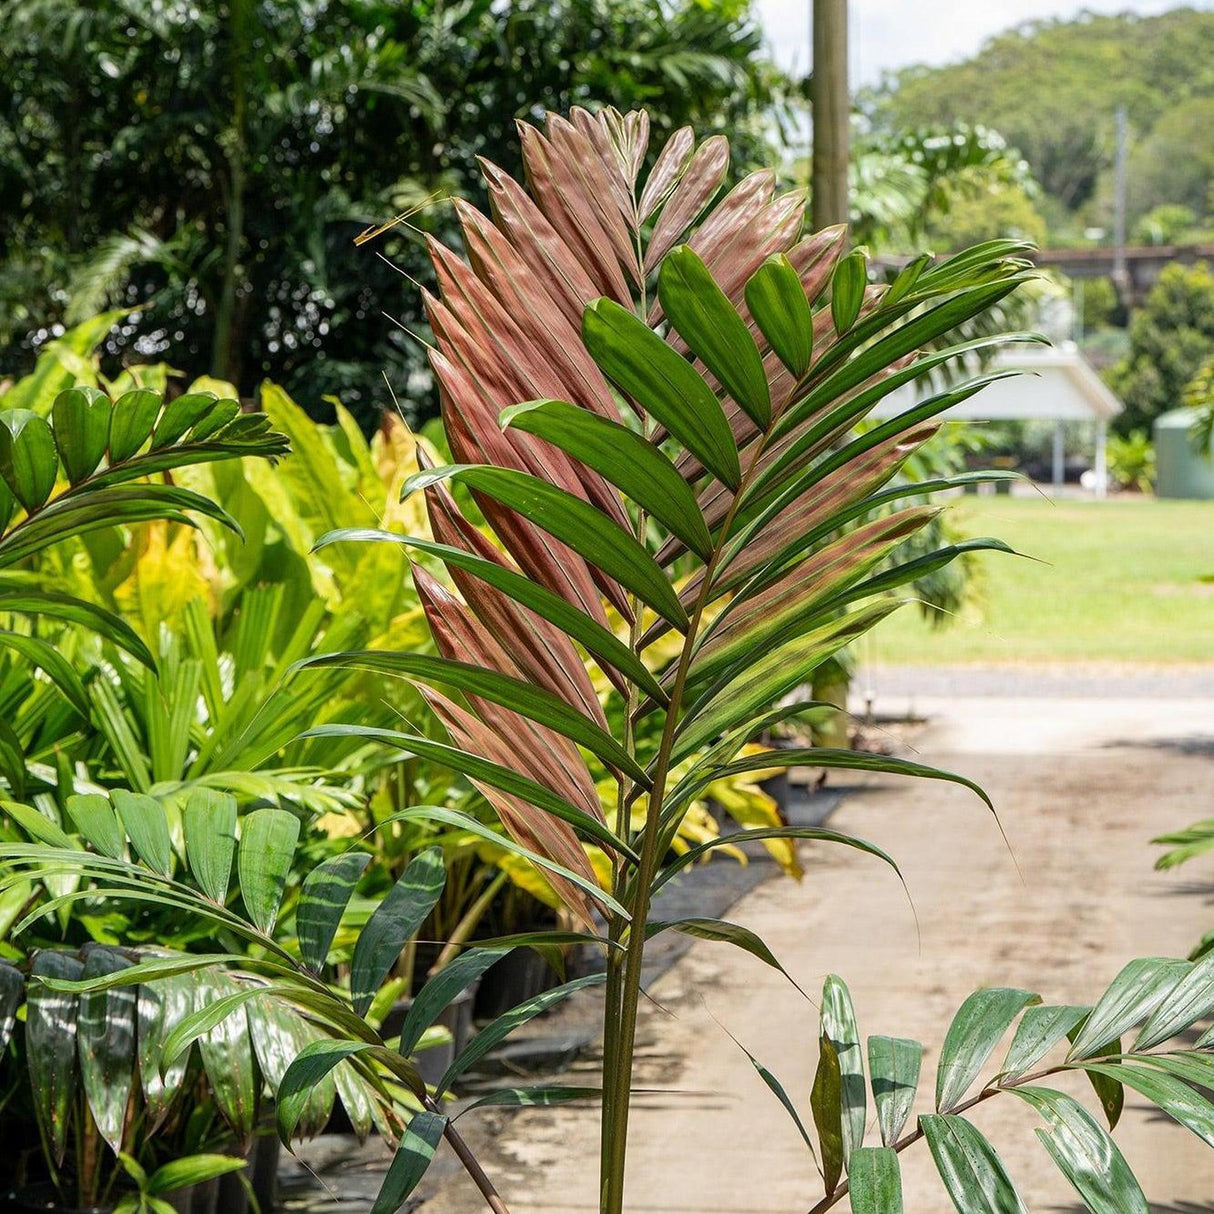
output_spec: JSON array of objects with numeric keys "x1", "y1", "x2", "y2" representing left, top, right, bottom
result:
[
  {"x1": 863, "y1": 8, "x2": 1214, "y2": 227},
  {"x1": 1108, "y1": 261, "x2": 1214, "y2": 434},
  {"x1": 0, "y1": 0, "x2": 786, "y2": 428}
]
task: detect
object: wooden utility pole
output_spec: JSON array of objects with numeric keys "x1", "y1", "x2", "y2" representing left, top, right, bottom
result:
[
  {"x1": 811, "y1": 0, "x2": 850, "y2": 231},
  {"x1": 1111, "y1": 104, "x2": 1130, "y2": 307}
]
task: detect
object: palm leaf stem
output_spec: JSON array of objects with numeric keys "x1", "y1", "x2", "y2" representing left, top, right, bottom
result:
[
  {"x1": 601, "y1": 427, "x2": 772, "y2": 1214},
  {"x1": 601, "y1": 220, "x2": 653, "y2": 1192},
  {"x1": 428, "y1": 1093, "x2": 512, "y2": 1214}
]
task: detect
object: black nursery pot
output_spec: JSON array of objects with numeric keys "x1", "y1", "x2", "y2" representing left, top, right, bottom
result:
[
  {"x1": 5, "y1": 1137, "x2": 284, "y2": 1214},
  {"x1": 474, "y1": 947, "x2": 559, "y2": 1020},
  {"x1": 3, "y1": 1187, "x2": 114, "y2": 1214}
]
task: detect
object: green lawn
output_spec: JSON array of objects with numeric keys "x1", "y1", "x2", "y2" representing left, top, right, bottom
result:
[{"x1": 867, "y1": 495, "x2": 1214, "y2": 664}]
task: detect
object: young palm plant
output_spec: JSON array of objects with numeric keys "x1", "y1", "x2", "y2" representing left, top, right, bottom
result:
[
  {"x1": 16, "y1": 109, "x2": 1214, "y2": 1214},
  {"x1": 737, "y1": 965, "x2": 1214, "y2": 1212},
  {"x1": 295, "y1": 108, "x2": 1052, "y2": 1211}
]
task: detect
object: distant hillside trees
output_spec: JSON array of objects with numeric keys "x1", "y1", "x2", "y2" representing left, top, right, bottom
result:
[{"x1": 863, "y1": 8, "x2": 1214, "y2": 234}]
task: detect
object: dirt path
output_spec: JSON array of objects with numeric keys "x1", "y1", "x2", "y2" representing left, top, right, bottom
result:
[{"x1": 422, "y1": 685, "x2": 1214, "y2": 1213}]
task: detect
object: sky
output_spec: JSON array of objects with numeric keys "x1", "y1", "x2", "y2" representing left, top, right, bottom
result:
[{"x1": 756, "y1": 0, "x2": 1205, "y2": 85}]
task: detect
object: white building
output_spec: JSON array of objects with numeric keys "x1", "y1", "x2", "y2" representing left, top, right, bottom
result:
[{"x1": 870, "y1": 341, "x2": 1124, "y2": 496}]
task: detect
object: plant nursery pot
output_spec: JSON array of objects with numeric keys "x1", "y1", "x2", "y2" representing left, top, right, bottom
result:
[
  {"x1": 474, "y1": 947, "x2": 557, "y2": 1020},
  {"x1": 162, "y1": 1134, "x2": 281, "y2": 1214},
  {"x1": 3, "y1": 1184, "x2": 148, "y2": 1214},
  {"x1": 3, "y1": 1187, "x2": 115, "y2": 1214}
]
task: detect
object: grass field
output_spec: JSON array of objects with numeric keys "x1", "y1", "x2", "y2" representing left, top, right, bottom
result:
[{"x1": 867, "y1": 495, "x2": 1214, "y2": 664}]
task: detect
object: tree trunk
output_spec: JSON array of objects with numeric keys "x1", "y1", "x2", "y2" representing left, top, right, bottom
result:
[{"x1": 211, "y1": 0, "x2": 251, "y2": 384}]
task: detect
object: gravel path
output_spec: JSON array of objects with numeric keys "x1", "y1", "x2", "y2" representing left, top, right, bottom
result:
[{"x1": 416, "y1": 682, "x2": 1214, "y2": 1214}]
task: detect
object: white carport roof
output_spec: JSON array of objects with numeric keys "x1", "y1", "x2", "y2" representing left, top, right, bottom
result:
[{"x1": 870, "y1": 341, "x2": 1123, "y2": 422}]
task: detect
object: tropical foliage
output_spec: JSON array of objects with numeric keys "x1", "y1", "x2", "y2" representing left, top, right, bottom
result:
[
  {"x1": 6, "y1": 105, "x2": 1214, "y2": 1214},
  {"x1": 290, "y1": 109, "x2": 1051, "y2": 1212},
  {"x1": 744, "y1": 965, "x2": 1214, "y2": 1212},
  {"x1": 0, "y1": 0, "x2": 786, "y2": 427},
  {"x1": 1106, "y1": 430, "x2": 1156, "y2": 494},
  {"x1": 0, "y1": 788, "x2": 439, "y2": 1209},
  {"x1": 848, "y1": 124, "x2": 1040, "y2": 253},
  {"x1": 1107, "y1": 261, "x2": 1214, "y2": 436},
  {"x1": 863, "y1": 8, "x2": 1214, "y2": 225},
  {"x1": 0, "y1": 385, "x2": 287, "y2": 791}
]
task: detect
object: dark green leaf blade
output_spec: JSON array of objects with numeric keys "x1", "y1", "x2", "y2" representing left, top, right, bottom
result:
[
  {"x1": 811, "y1": 1032, "x2": 844, "y2": 1194},
  {"x1": 1135, "y1": 952, "x2": 1214, "y2": 1050},
  {"x1": 51, "y1": 387, "x2": 111, "y2": 483},
  {"x1": 0, "y1": 630, "x2": 90, "y2": 716},
  {"x1": 745, "y1": 254, "x2": 813, "y2": 377},
  {"x1": 313, "y1": 529, "x2": 667, "y2": 703},
  {"x1": 108, "y1": 388, "x2": 161, "y2": 461},
  {"x1": 0, "y1": 962, "x2": 23, "y2": 1053},
  {"x1": 398, "y1": 947, "x2": 509, "y2": 1056},
  {"x1": 300, "y1": 728, "x2": 636, "y2": 861},
  {"x1": 1010, "y1": 1087, "x2": 1149, "y2": 1214},
  {"x1": 112, "y1": 789, "x2": 173, "y2": 876},
  {"x1": 196, "y1": 972, "x2": 259, "y2": 1143},
  {"x1": 1000, "y1": 1005, "x2": 1089, "y2": 1080},
  {"x1": 77, "y1": 946, "x2": 137, "y2": 1154},
  {"x1": 437, "y1": 972, "x2": 606, "y2": 1097},
  {"x1": 658, "y1": 245, "x2": 770, "y2": 427},
  {"x1": 675, "y1": 601, "x2": 903, "y2": 760},
  {"x1": 381, "y1": 806, "x2": 628, "y2": 920},
  {"x1": 277, "y1": 1040, "x2": 424, "y2": 1145},
  {"x1": 0, "y1": 591, "x2": 154, "y2": 667},
  {"x1": 1068, "y1": 958, "x2": 1191, "y2": 1060},
  {"x1": 456, "y1": 1085, "x2": 604, "y2": 1117},
  {"x1": 500, "y1": 399, "x2": 714, "y2": 558},
  {"x1": 147, "y1": 1155, "x2": 248, "y2": 1196},
  {"x1": 822, "y1": 974, "x2": 865, "y2": 1164},
  {"x1": 369, "y1": 1111, "x2": 448, "y2": 1214},
  {"x1": 0, "y1": 410, "x2": 58, "y2": 511},
  {"x1": 582, "y1": 297, "x2": 741, "y2": 487},
  {"x1": 654, "y1": 826, "x2": 900, "y2": 894},
  {"x1": 27, "y1": 950, "x2": 83, "y2": 1165},
  {"x1": 183, "y1": 788, "x2": 238, "y2": 904},
  {"x1": 294, "y1": 649, "x2": 648, "y2": 786},
  {"x1": 237, "y1": 807, "x2": 300, "y2": 933},
  {"x1": 137, "y1": 970, "x2": 197, "y2": 1127},
  {"x1": 401, "y1": 464, "x2": 689, "y2": 629},
  {"x1": 351, "y1": 847, "x2": 446, "y2": 1017},
  {"x1": 646, "y1": 918, "x2": 802, "y2": 992},
  {"x1": 831, "y1": 249, "x2": 867, "y2": 334},
  {"x1": 849, "y1": 1146, "x2": 904, "y2": 1213},
  {"x1": 66, "y1": 793, "x2": 125, "y2": 859},
  {"x1": 298, "y1": 852, "x2": 371, "y2": 973},
  {"x1": 1079, "y1": 1061, "x2": 1214, "y2": 1148}
]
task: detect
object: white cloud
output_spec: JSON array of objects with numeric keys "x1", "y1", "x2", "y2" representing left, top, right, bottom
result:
[{"x1": 755, "y1": 0, "x2": 1202, "y2": 85}]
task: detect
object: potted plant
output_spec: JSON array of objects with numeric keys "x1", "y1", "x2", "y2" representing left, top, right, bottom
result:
[
  {"x1": 13, "y1": 108, "x2": 1214, "y2": 1214},
  {"x1": 291, "y1": 106, "x2": 1214, "y2": 1212},
  {"x1": 1, "y1": 787, "x2": 549, "y2": 1214}
]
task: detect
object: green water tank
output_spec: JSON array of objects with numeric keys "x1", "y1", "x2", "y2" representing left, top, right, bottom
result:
[{"x1": 1154, "y1": 407, "x2": 1214, "y2": 499}]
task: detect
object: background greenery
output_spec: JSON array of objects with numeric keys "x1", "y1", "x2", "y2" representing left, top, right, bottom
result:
[
  {"x1": 863, "y1": 8, "x2": 1214, "y2": 242},
  {"x1": 0, "y1": 0, "x2": 785, "y2": 431}
]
